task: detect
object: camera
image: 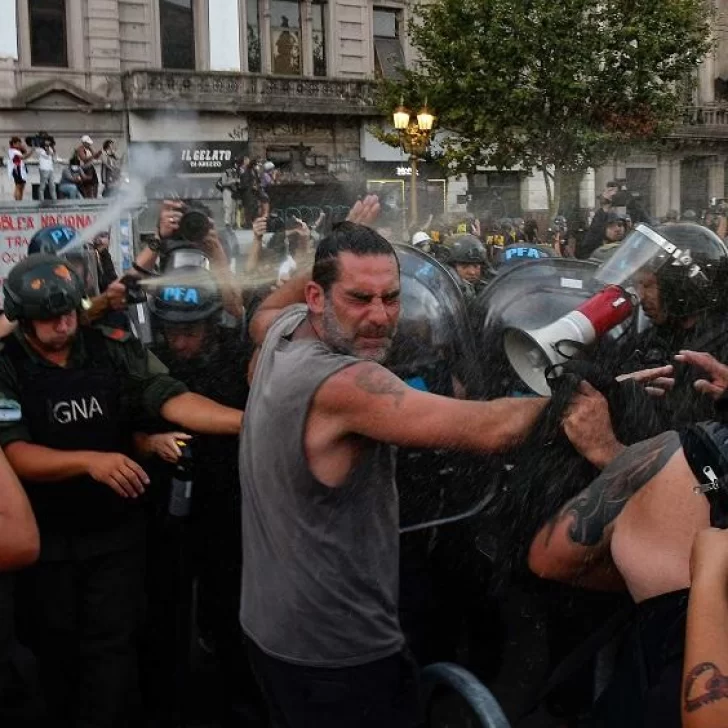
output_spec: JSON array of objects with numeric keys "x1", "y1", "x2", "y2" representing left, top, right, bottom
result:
[
  {"x1": 267, "y1": 213, "x2": 285, "y2": 234},
  {"x1": 25, "y1": 132, "x2": 55, "y2": 149},
  {"x1": 177, "y1": 200, "x2": 212, "y2": 243}
]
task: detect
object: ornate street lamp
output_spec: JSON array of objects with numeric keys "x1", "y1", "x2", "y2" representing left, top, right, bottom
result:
[{"x1": 392, "y1": 98, "x2": 436, "y2": 226}]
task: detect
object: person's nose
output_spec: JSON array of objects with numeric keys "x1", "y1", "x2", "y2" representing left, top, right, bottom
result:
[
  {"x1": 54, "y1": 316, "x2": 72, "y2": 333},
  {"x1": 368, "y1": 298, "x2": 389, "y2": 327}
]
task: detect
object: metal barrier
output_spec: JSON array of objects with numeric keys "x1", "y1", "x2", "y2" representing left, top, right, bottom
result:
[{"x1": 422, "y1": 662, "x2": 512, "y2": 728}]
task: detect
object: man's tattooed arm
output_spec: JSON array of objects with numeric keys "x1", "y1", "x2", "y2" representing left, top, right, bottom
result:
[
  {"x1": 353, "y1": 364, "x2": 407, "y2": 408},
  {"x1": 546, "y1": 430, "x2": 682, "y2": 548}
]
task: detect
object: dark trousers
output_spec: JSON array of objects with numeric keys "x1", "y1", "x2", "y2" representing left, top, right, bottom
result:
[
  {"x1": 17, "y1": 543, "x2": 145, "y2": 728},
  {"x1": 247, "y1": 641, "x2": 421, "y2": 728}
]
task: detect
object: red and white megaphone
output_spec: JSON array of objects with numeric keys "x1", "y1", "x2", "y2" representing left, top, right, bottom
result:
[{"x1": 503, "y1": 285, "x2": 634, "y2": 396}]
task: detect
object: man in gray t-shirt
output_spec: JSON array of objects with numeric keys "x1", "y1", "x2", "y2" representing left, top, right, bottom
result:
[{"x1": 242, "y1": 197, "x2": 547, "y2": 728}]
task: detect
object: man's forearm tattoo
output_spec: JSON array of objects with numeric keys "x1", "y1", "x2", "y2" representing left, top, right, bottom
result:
[
  {"x1": 547, "y1": 431, "x2": 682, "y2": 547},
  {"x1": 354, "y1": 365, "x2": 407, "y2": 408},
  {"x1": 684, "y1": 662, "x2": 728, "y2": 713}
]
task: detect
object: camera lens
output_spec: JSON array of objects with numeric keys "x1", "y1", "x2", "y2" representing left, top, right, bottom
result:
[{"x1": 178, "y1": 210, "x2": 211, "y2": 243}]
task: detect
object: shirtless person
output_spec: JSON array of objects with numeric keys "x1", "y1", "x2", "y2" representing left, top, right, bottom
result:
[
  {"x1": 527, "y1": 363, "x2": 728, "y2": 728},
  {"x1": 240, "y1": 203, "x2": 547, "y2": 728}
]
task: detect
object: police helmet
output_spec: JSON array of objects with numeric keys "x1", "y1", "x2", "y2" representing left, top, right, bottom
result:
[
  {"x1": 28, "y1": 224, "x2": 77, "y2": 255},
  {"x1": 148, "y1": 266, "x2": 223, "y2": 324},
  {"x1": 448, "y1": 234, "x2": 487, "y2": 265},
  {"x1": 3, "y1": 253, "x2": 88, "y2": 322},
  {"x1": 28, "y1": 224, "x2": 99, "y2": 297},
  {"x1": 411, "y1": 231, "x2": 433, "y2": 251},
  {"x1": 652, "y1": 223, "x2": 728, "y2": 318},
  {"x1": 595, "y1": 223, "x2": 728, "y2": 319}
]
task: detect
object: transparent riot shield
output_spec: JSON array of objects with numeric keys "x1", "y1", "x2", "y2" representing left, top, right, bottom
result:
[{"x1": 390, "y1": 244, "x2": 492, "y2": 532}]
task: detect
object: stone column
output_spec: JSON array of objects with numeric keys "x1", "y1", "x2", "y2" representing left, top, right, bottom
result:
[
  {"x1": 579, "y1": 168, "x2": 596, "y2": 210},
  {"x1": 655, "y1": 156, "x2": 673, "y2": 219},
  {"x1": 698, "y1": 50, "x2": 716, "y2": 104},
  {"x1": 261, "y1": 0, "x2": 272, "y2": 74},
  {"x1": 302, "y1": 0, "x2": 313, "y2": 76},
  {"x1": 708, "y1": 155, "x2": 725, "y2": 201},
  {"x1": 670, "y1": 157, "x2": 682, "y2": 213}
]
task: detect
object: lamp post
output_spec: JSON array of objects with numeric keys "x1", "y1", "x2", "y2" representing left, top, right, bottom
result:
[{"x1": 393, "y1": 99, "x2": 435, "y2": 227}]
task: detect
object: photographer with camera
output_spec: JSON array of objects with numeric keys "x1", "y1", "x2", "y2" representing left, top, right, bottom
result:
[
  {"x1": 6, "y1": 137, "x2": 32, "y2": 201},
  {"x1": 135, "y1": 200, "x2": 244, "y2": 320}
]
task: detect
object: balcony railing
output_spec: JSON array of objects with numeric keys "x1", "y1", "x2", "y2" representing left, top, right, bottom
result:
[
  {"x1": 672, "y1": 105, "x2": 728, "y2": 139},
  {"x1": 122, "y1": 70, "x2": 377, "y2": 115}
]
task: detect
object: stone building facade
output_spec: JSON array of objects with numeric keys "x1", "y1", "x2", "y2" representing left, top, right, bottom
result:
[
  {"x1": 0, "y1": 0, "x2": 434, "y2": 220},
  {"x1": 1, "y1": 0, "x2": 728, "y2": 224}
]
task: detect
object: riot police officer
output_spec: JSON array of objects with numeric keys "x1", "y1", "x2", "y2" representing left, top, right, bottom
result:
[
  {"x1": 0, "y1": 225, "x2": 129, "y2": 339},
  {"x1": 446, "y1": 234, "x2": 491, "y2": 301},
  {"x1": 142, "y1": 266, "x2": 263, "y2": 726},
  {"x1": 0, "y1": 254, "x2": 243, "y2": 727},
  {"x1": 607, "y1": 222, "x2": 728, "y2": 426}
]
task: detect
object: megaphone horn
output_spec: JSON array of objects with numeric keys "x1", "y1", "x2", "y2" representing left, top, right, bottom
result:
[{"x1": 503, "y1": 285, "x2": 634, "y2": 396}]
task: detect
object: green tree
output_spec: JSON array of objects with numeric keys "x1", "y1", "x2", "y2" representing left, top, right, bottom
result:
[{"x1": 379, "y1": 0, "x2": 711, "y2": 215}]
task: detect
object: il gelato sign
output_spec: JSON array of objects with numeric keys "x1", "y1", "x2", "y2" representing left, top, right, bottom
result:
[
  {"x1": 181, "y1": 147, "x2": 233, "y2": 169},
  {"x1": 129, "y1": 141, "x2": 249, "y2": 175}
]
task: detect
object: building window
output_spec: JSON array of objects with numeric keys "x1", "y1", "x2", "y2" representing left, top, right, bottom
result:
[
  {"x1": 312, "y1": 1, "x2": 327, "y2": 77},
  {"x1": 159, "y1": 0, "x2": 196, "y2": 69},
  {"x1": 373, "y1": 7, "x2": 405, "y2": 80},
  {"x1": 271, "y1": 0, "x2": 302, "y2": 75},
  {"x1": 247, "y1": 0, "x2": 262, "y2": 72},
  {"x1": 30, "y1": 0, "x2": 68, "y2": 67}
]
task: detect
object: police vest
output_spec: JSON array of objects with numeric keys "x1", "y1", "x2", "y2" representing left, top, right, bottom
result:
[{"x1": 3, "y1": 328, "x2": 138, "y2": 550}]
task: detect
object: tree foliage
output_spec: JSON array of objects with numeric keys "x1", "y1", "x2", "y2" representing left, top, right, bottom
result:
[{"x1": 379, "y1": 0, "x2": 712, "y2": 210}]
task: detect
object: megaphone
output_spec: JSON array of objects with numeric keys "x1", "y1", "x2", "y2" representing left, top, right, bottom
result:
[{"x1": 503, "y1": 285, "x2": 634, "y2": 396}]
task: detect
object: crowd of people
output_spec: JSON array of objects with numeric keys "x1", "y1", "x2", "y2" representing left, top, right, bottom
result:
[
  {"x1": 6, "y1": 134, "x2": 121, "y2": 201},
  {"x1": 1, "y1": 180, "x2": 728, "y2": 728}
]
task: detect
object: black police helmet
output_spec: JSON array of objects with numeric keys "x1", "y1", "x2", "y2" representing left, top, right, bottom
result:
[
  {"x1": 448, "y1": 234, "x2": 487, "y2": 265},
  {"x1": 652, "y1": 223, "x2": 728, "y2": 318},
  {"x1": 148, "y1": 266, "x2": 222, "y2": 324},
  {"x1": 28, "y1": 224, "x2": 78, "y2": 256},
  {"x1": 3, "y1": 253, "x2": 87, "y2": 322}
]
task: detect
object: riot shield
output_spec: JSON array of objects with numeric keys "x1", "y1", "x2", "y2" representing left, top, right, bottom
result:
[
  {"x1": 496, "y1": 243, "x2": 555, "y2": 269},
  {"x1": 471, "y1": 258, "x2": 635, "y2": 399},
  {"x1": 390, "y1": 244, "x2": 492, "y2": 531},
  {"x1": 390, "y1": 243, "x2": 483, "y2": 398}
]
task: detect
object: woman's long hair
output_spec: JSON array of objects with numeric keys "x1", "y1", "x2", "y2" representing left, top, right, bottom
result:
[{"x1": 486, "y1": 364, "x2": 667, "y2": 585}]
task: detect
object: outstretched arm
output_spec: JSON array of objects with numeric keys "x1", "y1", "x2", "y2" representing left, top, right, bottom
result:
[
  {"x1": 528, "y1": 431, "x2": 683, "y2": 590},
  {"x1": 315, "y1": 361, "x2": 547, "y2": 454},
  {"x1": 683, "y1": 528, "x2": 728, "y2": 728}
]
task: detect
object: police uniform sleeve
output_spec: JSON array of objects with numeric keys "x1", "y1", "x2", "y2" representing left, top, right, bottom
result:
[
  {"x1": 0, "y1": 350, "x2": 32, "y2": 447},
  {"x1": 100, "y1": 328, "x2": 188, "y2": 419}
]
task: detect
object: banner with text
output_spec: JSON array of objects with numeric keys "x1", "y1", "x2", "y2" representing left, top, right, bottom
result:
[{"x1": 0, "y1": 203, "x2": 126, "y2": 306}]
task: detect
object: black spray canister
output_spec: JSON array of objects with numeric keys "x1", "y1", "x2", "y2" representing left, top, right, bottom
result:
[{"x1": 168, "y1": 439, "x2": 193, "y2": 518}]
